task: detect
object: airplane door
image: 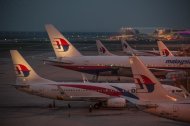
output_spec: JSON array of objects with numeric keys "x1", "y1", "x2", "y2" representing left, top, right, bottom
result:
[{"x1": 57, "y1": 86, "x2": 69, "y2": 100}]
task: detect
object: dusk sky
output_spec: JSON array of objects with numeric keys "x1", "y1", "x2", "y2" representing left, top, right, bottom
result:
[{"x1": 0, "y1": 0, "x2": 190, "y2": 32}]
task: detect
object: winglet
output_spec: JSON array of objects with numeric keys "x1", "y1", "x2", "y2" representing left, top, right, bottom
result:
[{"x1": 81, "y1": 73, "x2": 89, "y2": 83}]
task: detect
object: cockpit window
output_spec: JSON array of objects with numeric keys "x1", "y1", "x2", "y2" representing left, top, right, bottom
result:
[{"x1": 176, "y1": 90, "x2": 182, "y2": 93}]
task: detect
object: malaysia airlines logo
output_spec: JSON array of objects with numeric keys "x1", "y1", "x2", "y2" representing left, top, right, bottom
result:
[
  {"x1": 15, "y1": 64, "x2": 30, "y2": 77},
  {"x1": 161, "y1": 49, "x2": 169, "y2": 56},
  {"x1": 99, "y1": 47, "x2": 106, "y2": 54},
  {"x1": 54, "y1": 38, "x2": 69, "y2": 52},
  {"x1": 134, "y1": 75, "x2": 155, "y2": 93},
  {"x1": 165, "y1": 59, "x2": 190, "y2": 65}
]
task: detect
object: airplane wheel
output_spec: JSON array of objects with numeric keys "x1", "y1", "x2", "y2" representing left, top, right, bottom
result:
[
  {"x1": 48, "y1": 103, "x2": 52, "y2": 108},
  {"x1": 94, "y1": 102, "x2": 102, "y2": 109},
  {"x1": 53, "y1": 100, "x2": 55, "y2": 108},
  {"x1": 94, "y1": 104, "x2": 100, "y2": 109},
  {"x1": 68, "y1": 103, "x2": 71, "y2": 109},
  {"x1": 89, "y1": 104, "x2": 93, "y2": 112}
]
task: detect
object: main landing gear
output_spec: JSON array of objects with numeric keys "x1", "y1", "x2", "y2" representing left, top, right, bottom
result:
[
  {"x1": 49, "y1": 100, "x2": 56, "y2": 108},
  {"x1": 92, "y1": 72, "x2": 99, "y2": 82},
  {"x1": 89, "y1": 102, "x2": 102, "y2": 112},
  {"x1": 117, "y1": 76, "x2": 121, "y2": 81},
  {"x1": 89, "y1": 104, "x2": 93, "y2": 112}
]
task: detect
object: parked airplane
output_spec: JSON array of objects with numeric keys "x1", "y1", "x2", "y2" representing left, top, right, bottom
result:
[
  {"x1": 96, "y1": 40, "x2": 174, "y2": 57},
  {"x1": 96, "y1": 40, "x2": 116, "y2": 56},
  {"x1": 157, "y1": 40, "x2": 173, "y2": 56},
  {"x1": 121, "y1": 40, "x2": 159, "y2": 56},
  {"x1": 121, "y1": 40, "x2": 179, "y2": 56},
  {"x1": 10, "y1": 50, "x2": 185, "y2": 109},
  {"x1": 44, "y1": 24, "x2": 190, "y2": 78},
  {"x1": 125, "y1": 56, "x2": 190, "y2": 123}
]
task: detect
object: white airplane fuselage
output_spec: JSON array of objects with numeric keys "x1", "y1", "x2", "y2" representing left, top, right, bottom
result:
[
  {"x1": 16, "y1": 82, "x2": 137, "y2": 108},
  {"x1": 16, "y1": 82, "x2": 136, "y2": 101},
  {"x1": 125, "y1": 50, "x2": 160, "y2": 56},
  {"x1": 144, "y1": 101, "x2": 190, "y2": 123},
  {"x1": 15, "y1": 82, "x2": 183, "y2": 104},
  {"x1": 45, "y1": 56, "x2": 190, "y2": 77}
]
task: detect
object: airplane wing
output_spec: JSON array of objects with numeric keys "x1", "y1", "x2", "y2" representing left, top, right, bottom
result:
[
  {"x1": 43, "y1": 59, "x2": 74, "y2": 64},
  {"x1": 179, "y1": 85, "x2": 190, "y2": 97},
  {"x1": 66, "y1": 96, "x2": 108, "y2": 102},
  {"x1": 123, "y1": 96, "x2": 158, "y2": 109},
  {"x1": 148, "y1": 68, "x2": 185, "y2": 79},
  {"x1": 56, "y1": 85, "x2": 108, "y2": 102},
  {"x1": 149, "y1": 68, "x2": 177, "y2": 72},
  {"x1": 11, "y1": 84, "x2": 30, "y2": 88}
]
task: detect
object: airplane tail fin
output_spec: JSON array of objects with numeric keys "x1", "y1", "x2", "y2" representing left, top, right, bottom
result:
[
  {"x1": 157, "y1": 41, "x2": 174, "y2": 57},
  {"x1": 45, "y1": 24, "x2": 82, "y2": 58},
  {"x1": 129, "y1": 56, "x2": 176, "y2": 102},
  {"x1": 96, "y1": 40, "x2": 115, "y2": 56},
  {"x1": 10, "y1": 50, "x2": 54, "y2": 85},
  {"x1": 121, "y1": 40, "x2": 135, "y2": 54}
]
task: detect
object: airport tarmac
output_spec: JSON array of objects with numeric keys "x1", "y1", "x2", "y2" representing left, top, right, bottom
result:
[{"x1": 0, "y1": 51, "x2": 190, "y2": 126}]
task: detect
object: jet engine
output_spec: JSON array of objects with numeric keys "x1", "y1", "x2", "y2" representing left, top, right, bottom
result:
[
  {"x1": 106, "y1": 97, "x2": 126, "y2": 108},
  {"x1": 166, "y1": 71, "x2": 187, "y2": 80}
]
